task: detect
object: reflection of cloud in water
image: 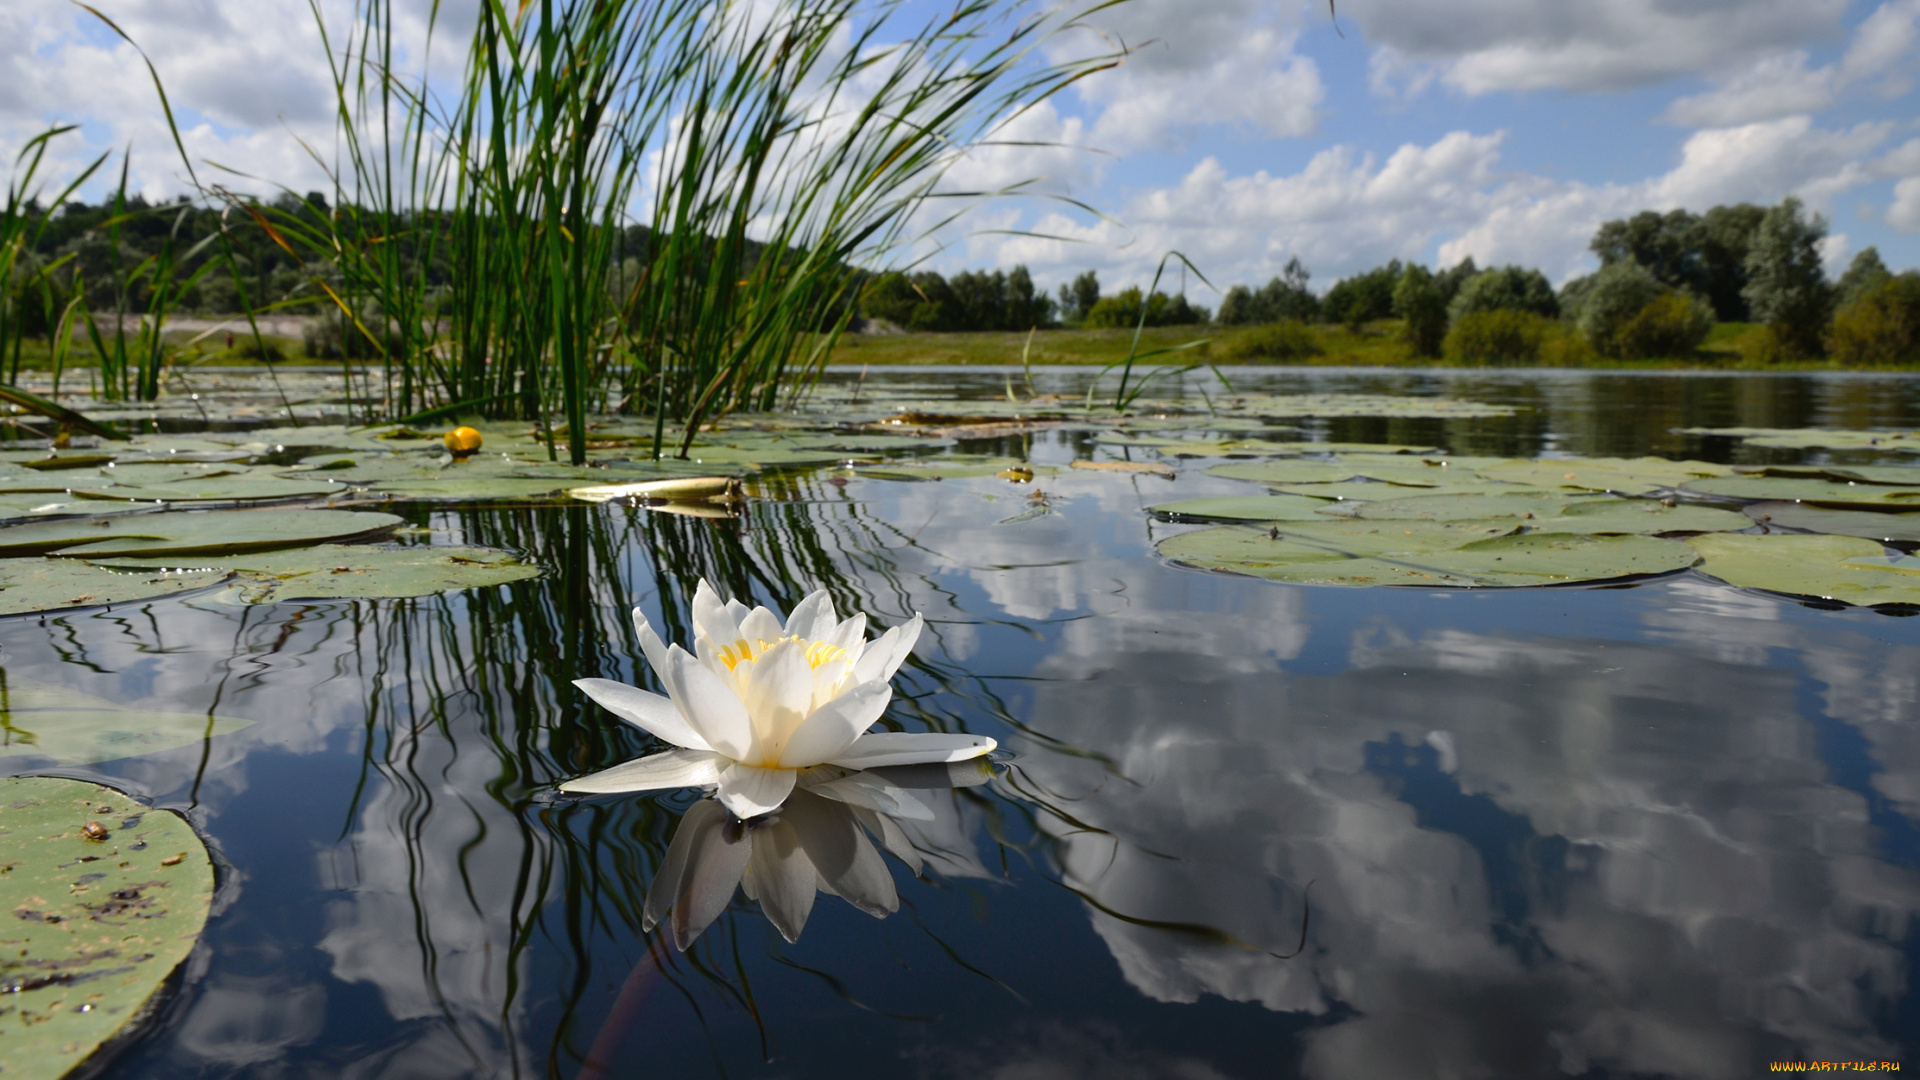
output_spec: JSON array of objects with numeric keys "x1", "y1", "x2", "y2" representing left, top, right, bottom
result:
[
  {"x1": 909, "y1": 1020, "x2": 1235, "y2": 1080},
  {"x1": 1015, "y1": 606, "x2": 1920, "y2": 1076},
  {"x1": 175, "y1": 974, "x2": 326, "y2": 1065}
]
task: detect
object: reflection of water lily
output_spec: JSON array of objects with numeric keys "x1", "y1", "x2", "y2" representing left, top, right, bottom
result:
[
  {"x1": 648, "y1": 762, "x2": 993, "y2": 947},
  {"x1": 563, "y1": 580, "x2": 995, "y2": 818}
]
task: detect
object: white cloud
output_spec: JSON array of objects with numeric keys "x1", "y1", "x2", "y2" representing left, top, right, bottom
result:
[
  {"x1": 1352, "y1": 0, "x2": 1848, "y2": 96},
  {"x1": 1660, "y1": 1, "x2": 1920, "y2": 127},
  {"x1": 1891, "y1": 178, "x2": 1920, "y2": 232},
  {"x1": 1054, "y1": 0, "x2": 1325, "y2": 153}
]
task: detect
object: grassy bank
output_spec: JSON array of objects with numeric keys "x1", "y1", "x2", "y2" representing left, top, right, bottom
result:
[{"x1": 823, "y1": 319, "x2": 1910, "y2": 370}]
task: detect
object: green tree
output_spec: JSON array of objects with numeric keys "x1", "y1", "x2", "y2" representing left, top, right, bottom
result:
[
  {"x1": 1447, "y1": 265, "x2": 1559, "y2": 321},
  {"x1": 1575, "y1": 260, "x2": 1665, "y2": 358},
  {"x1": 1057, "y1": 270, "x2": 1100, "y2": 324},
  {"x1": 1434, "y1": 257, "x2": 1478, "y2": 307},
  {"x1": 1835, "y1": 247, "x2": 1892, "y2": 310},
  {"x1": 1393, "y1": 264, "x2": 1446, "y2": 357},
  {"x1": 1828, "y1": 272, "x2": 1920, "y2": 365},
  {"x1": 1218, "y1": 257, "x2": 1319, "y2": 325},
  {"x1": 1742, "y1": 196, "x2": 1833, "y2": 358},
  {"x1": 1321, "y1": 260, "x2": 1402, "y2": 327}
]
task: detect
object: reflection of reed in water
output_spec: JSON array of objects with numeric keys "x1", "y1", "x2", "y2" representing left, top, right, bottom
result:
[{"x1": 321, "y1": 488, "x2": 1012, "y2": 1075}]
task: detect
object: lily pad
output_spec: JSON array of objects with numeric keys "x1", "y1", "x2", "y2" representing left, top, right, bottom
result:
[
  {"x1": 1343, "y1": 491, "x2": 1592, "y2": 522},
  {"x1": 1688, "y1": 533, "x2": 1920, "y2": 607},
  {"x1": 1746, "y1": 502, "x2": 1920, "y2": 543},
  {"x1": 1474, "y1": 457, "x2": 1730, "y2": 494},
  {"x1": 0, "y1": 509, "x2": 404, "y2": 558},
  {"x1": 100, "y1": 545, "x2": 540, "y2": 603},
  {"x1": 1161, "y1": 523, "x2": 1697, "y2": 588},
  {"x1": 1681, "y1": 427, "x2": 1920, "y2": 452},
  {"x1": 0, "y1": 675, "x2": 253, "y2": 762},
  {"x1": 1679, "y1": 476, "x2": 1920, "y2": 508},
  {"x1": 0, "y1": 776, "x2": 215, "y2": 1080},
  {"x1": 1207, "y1": 460, "x2": 1469, "y2": 487},
  {"x1": 1267, "y1": 481, "x2": 1517, "y2": 503},
  {"x1": 1525, "y1": 499, "x2": 1753, "y2": 535},
  {"x1": 0, "y1": 560, "x2": 224, "y2": 617},
  {"x1": 855, "y1": 458, "x2": 1057, "y2": 482},
  {"x1": 1148, "y1": 495, "x2": 1336, "y2": 521}
]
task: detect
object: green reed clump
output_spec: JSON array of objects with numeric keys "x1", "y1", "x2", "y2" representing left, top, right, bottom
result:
[{"x1": 252, "y1": 0, "x2": 1123, "y2": 463}]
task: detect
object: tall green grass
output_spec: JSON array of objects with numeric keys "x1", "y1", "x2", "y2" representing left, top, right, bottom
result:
[{"x1": 244, "y1": 0, "x2": 1127, "y2": 463}]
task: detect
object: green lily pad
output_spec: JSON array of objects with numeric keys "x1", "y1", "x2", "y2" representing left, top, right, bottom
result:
[
  {"x1": 1266, "y1": 481, "x2": 1517, "y2": 503},
  {"x1": 1688, "y1": 533, "x2": 1920, "y2": 606},
  {"x1": 1207, "y1": 460, "x2": 1468, "y2": 486},
  {"x1": 1474, "y1": 457, "x2": 1730, "y2": 494},
  {"x1": 1161, "y1": 523, "x2": 1696, "y2": 587},
  {"x1": 1147, "y1": 495, "x2": 1342, "y2": 521},
  {"x1": 854, "y1": 458, "x2": 1057, "y2": 481},
  {"x1": 0, "y1": 560, "x2": 224, "y2": 617},
  {"x1": 0, "y1": 676, "x2": 253, "y2": 762},
  {"x1": 0, "y1": 776, "x2": 215, "y2": 1080},
  {"x1": 1343, "y1": 491, "x2": 1592, "y2": 521},
  {"x1": 1525, "y1": 499, "x2": 1753, "y2": 535},
  {"x1": 1680, "y1": 476, "x2": 1920, "y2": 508},
  {"x1": 0, "y1": 509, "x2": 404, "y2": 558},
  {"x1": 1208, "y1": 393, "x2": 1519, "y2": 419},
  {"x1": 1746, "y1": 502, "x2": 1920, "y2": 542},
  {"x1": 100, "y1": 545, "x2": 540, "y2": 603},
  {"x1": 1682, "y1": 427, "x2": 1920, "y2": 452}
]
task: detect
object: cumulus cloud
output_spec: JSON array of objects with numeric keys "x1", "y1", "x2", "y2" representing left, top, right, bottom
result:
[
  {"x1": 1351, "y1": 0, "x2": 1847, "y2": 96},
  {"x1": 1661, "y1": 0, "x2": 1920, "y2": 127}
]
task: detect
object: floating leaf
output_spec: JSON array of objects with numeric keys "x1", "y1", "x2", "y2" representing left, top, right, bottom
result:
[
  {"x1": 855, "y1": 458, "x2": 1057, "y2": 481},
  {"x1": 1680, "y1": 476, "x2": 1920, "y2": 508},
  {"x1": 1161, "y1": 523, "x2": 1696, "y2": 587},
  {"x1": 568, "y1": 477, "x2": 738, "y2": 503},
  {"x1": 1207, "y1": 460, "x2": 1465, "y2": 486},
  {"x1": 0, "y1": 560, "x2": 224, "y2": 617},
  {"x1": 102, "y1": 545, "x2": 540, "y2": 603},
  {"x1": 0, "y1": 776, "x2": 215, "y2": 1080},
  {"x1": 1148, "y1": 495, "x2": 1335, "y2": 521},
  {"x1": 1746, "y1": 502, "x2": 1920, "y2": 542},
  {"x1": 1688, "y1": 533, "x2": 1920, "y2": 606},
  {"x1": 1474, "y1": 457, "x2": 1730, "y2": 494},
  {"x1": 1342, "y1": 491, "x2": 1593, "y2": 521},
  {"x1": 1681, "y1": 427, "x2": 1920, "y2": 452},
  {"x1": 1267, "y1": 481, "x2": 1517, "y2": 503},
  {"x1": 1070, "y1": 460, "x2": 1174, "y2": 477},
  {"x1": 0, "y1": 676, "x2": 253, "y2": 762},
  {"x1": 0, "y1": 509, "x2": 404, "y2": 558},
  {"x1": 1524, "y1": 499, "x2": 1752, "y2": 535}
]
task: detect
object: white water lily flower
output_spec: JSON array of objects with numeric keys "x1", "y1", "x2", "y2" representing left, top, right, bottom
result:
[{"x1": 562, "y1": 579, "x2": 995, "y2": 818}]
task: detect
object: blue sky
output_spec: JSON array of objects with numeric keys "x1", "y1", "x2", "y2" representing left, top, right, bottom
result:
[{"x1": 6, "y1": 0, "x2": 1919, "y2": 301}]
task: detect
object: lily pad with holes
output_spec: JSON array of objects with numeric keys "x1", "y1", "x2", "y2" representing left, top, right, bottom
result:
[
  {"x1": 1147, "y1": 495, "x2": 1343, "y2": 521},
  {"x1": 0, "y1": 676, "x2": 252, "y2": 762},
  {"x1": 1688, "y1": 532, "x2": 1920, "y2": 606},
  {"x1": 1474, "y1": 457, "x2": 1730, "y2": 494},
  {"x1": 1679, "y1": 476, "x2": 1920, "y2": 507},
  {"x1": 100, "y1": 544, "x2": 540, "y2": 603},
  {"x1": 0, "y1": 509, "x2": 404, "y2": 558},
  {"x1": 1160, "y1": 523, "x2": 1697, "y2": 587},
  {"x1": 0, "y1": 560, "x2": 224, "y2": 618},
  {"x1": 1745, "y1": 502, "x2": 1920, "y2": 542},
  {"x1": 0, "y1": 776, "x2": 215, "y2": 1080}
]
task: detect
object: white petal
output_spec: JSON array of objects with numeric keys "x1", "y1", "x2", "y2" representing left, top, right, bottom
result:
[
  {"x1": 827, "y1": 732, "x2": 996, "y2": 770},
  {"x1": 560, "y1": 748, "x2": 721, "y2": 794},
  {"x1": 777, "y1": 680, "x2": 891, "y2": 768},
  {"x1": 782, "y1": 588, "x2": 836, "y2": 642},
  {"x1": 739, "y1": 605, "x2": 783, "y2": 645},
  {"x1": 785, "y1": 789, "x2": 897, "y2": 917},
  {"x1": 823, "y1": 611, "x2": 868, "y2": 653},
  {"x1": 714, "y1": 762, "x2": 798, "y2": 819},
  {"x1": 741, "y1": 640, "x2": 815, "y2": 754},
  {"x1": 852, "y1": 614, "x2": 922, "y2": 684},
  {"x1": 809, "y1": 770, "x2": 935, "y2": 821},
  {"x1": 631, "y1": 607, "x2": 672, "y2": 678},
  {"x1": 691, "y1": 579, "x2": 744, "y2": 664},
  {"x1": 661, "y1": 645, "x2": 754, "y2": 760},
  {"x1": 573, "y1": 678, "x2": 712, "y2": 751},
  {"x1": 742, "y1": 818, "x2": 816, "y2": 942}
]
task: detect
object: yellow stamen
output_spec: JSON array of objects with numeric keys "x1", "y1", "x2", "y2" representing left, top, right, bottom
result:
[{"x1": 717, "y1": 635, "x2": 849, "y2": 671}]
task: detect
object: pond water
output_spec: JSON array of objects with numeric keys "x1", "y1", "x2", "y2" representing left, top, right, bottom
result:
[{"x1": 11, "y1": 366, "x2": 1920, "y2": 1078}]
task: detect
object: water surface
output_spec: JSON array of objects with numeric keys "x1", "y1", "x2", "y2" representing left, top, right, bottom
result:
[{"x1": 10, "y1": 367, "x2": 1920, "y2": 1078}]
